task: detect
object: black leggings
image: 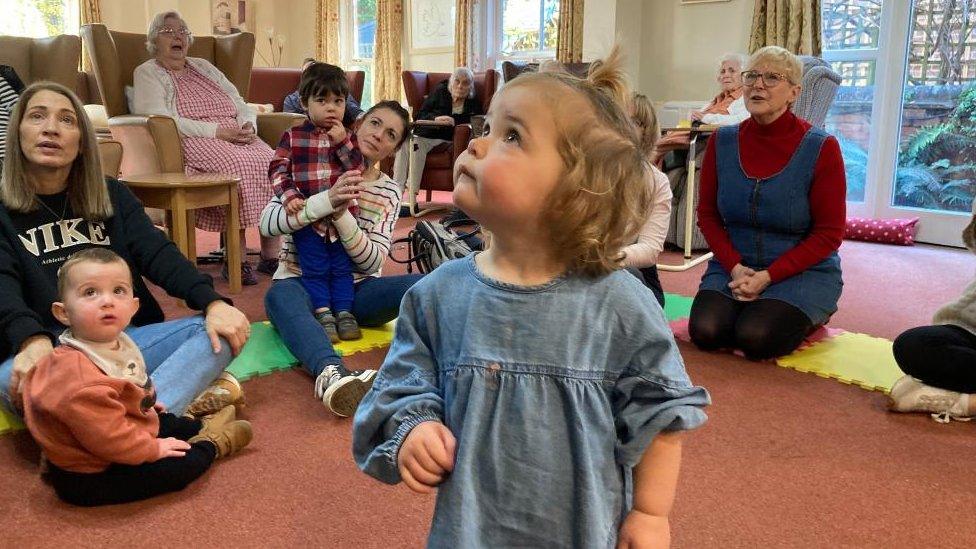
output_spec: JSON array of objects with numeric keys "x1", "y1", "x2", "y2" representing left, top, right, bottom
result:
[
  {"x1": 894, "y1": 324, "x2": 976, "y2": 393},
  {"x1": 689, "y1": 290, "x2": 814, "y2": 360},
  {"x1": 627, "y1": 266, "x2": 665, "y2": 308},
  {"x1": 47, "y1": 413, "x2": 216, "y2": 507}
]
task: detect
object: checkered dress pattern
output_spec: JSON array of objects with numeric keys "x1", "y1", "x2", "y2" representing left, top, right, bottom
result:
[{"x1": 170, "y1": 66, "x2": 274, "y2": 231}]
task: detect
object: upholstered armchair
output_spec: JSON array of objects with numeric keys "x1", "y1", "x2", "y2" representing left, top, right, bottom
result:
[
  {"x1": 794, "y1": 56, "x2": 842, "y2": 129},
  {"x1": 400, "y1": 69, "x2": 498, "y2": 205},
  {"x1": 248, "y1": 67, "x2": 365, "y2": 113},
  {"x1": 81, "y1": 23, "x2": 302, "y2": 178},
  {"x1": 501, "y1": 60, "x2": 591, "y2": 82},
  {"x1": 0, "y1": 34, "x2": 98, "y2": 103}
]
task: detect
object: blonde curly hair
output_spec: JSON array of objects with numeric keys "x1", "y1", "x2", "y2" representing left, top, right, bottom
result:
[{"x1": 501, "y1": 46, "x2": 650, "y2": 278}]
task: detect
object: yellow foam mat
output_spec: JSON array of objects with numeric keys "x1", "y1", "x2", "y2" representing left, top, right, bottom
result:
[
  {"x1": 775, "y1": 332, "x2": 902, "y2": 393},
  {"x1": 336, "y1": 321, "x2": 396, "y2": 356},
  {"x1": 0, "y1": 408, "x2": 24, "y2": 435}
]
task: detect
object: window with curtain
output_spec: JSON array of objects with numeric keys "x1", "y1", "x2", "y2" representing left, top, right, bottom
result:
[
  {"x1": 2, "y1": 0, "x2": 80, "y2": 38},
  {"x1": 343, "y1": 0, "x2": 377, "y2": 108},
  {"x1": 492, "y1": 0, "x2": 560, "y2": 65}
]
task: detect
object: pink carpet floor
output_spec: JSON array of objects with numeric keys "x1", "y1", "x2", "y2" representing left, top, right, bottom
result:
[{"x1": 1, "y1": 206, "x2": 974, "y2": 547}]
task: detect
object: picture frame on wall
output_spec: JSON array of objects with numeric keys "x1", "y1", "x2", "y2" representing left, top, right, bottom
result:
[
  {"x1": 409, "y1": 0, "x2": 455, "y2": 53},
  {"x1": 212, "y1": 0, "x2": 252, "y2": 35},
  {"x1": 680, "y1": 0, "x2": 731, "y2": 4}
]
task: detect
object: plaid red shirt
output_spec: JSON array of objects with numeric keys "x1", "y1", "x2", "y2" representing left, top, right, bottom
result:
[{"x1": 269, "y1": 120, "x2": 365, "y2": 235}]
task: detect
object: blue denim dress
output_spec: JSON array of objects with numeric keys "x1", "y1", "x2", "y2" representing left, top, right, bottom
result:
[
  {"x1": 699, "y1": 125, "x2": 843, "y2": 325},
  {"x1": 353, "y1": 255, "x2": 709, "y2": 548}
]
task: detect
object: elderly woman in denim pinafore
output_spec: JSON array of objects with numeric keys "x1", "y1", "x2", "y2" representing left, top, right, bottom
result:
[{"x1": 688, "y1": 46, "x2": 847, "y2": 360}]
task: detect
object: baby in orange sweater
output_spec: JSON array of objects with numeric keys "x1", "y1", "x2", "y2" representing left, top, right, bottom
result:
[{"x1": 24, "y1": 248, "x2": 253, "y2": 506}]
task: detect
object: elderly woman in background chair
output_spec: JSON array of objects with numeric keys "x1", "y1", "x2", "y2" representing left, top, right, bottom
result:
[
  {"x1": 688, "y1": 46, "x2": 846, "y2": 361},
  {"x1": 133, "y1": 10, "x2": 277, "y2": 286},
  {"x1": 654, "y1": 53, "x2": 749, "y2": 167},
  {"x1": 393, "y1": 67, "x2": 482, "y2": 201}
]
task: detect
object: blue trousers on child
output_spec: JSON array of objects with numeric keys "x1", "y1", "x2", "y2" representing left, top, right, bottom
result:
[{"x1": 292, "y1": 225, "x2": 355, "y2": 313}]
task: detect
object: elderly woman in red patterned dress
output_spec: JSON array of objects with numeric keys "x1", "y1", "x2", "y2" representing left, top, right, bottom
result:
[{"x1": 132, "y1": 10, "x2": 277, "y2": 285}]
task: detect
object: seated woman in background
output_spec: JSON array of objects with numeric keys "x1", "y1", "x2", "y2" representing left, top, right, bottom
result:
[
  {"x1": 654, "y1": 52, "x2": 749, "y2": 168},
  {"x1": 622, "y1": 93, "x2": 672, "y2": 308},
  {"x1": 133, "y1": 10, "x2": 277, "y2": 285},
  {"x1": 393, "y1": 67, "x2": 482, "y2": 207},
  {"x1": 688, "y1": 46, "x2": 846, "y2": 361},
  {"x1": 890, "y1": 199, "x2": 976, "y2": 423},
  {"x1": 0, "y1": 81, "x2": 250, "y2": 419}
]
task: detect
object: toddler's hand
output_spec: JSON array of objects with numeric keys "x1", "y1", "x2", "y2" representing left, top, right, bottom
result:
[
  {"x1": 286, "y1": 197, "x2": 306, "y2": 215},
  {"x1": 326, "y1": 123, "x2": 347, "y2": 144},
  {"x1": 155, "y1": 437, "x2": 191, "y2": 460},
  {"x1": 152, "y1": 402, "x2": 167, "y2": 413},
  {"x1": 617, "y1": 510, "x2": 670, "y2": 549},
  {"x1": 398, "y1": 421, "x2": 456, "y2": 494}
]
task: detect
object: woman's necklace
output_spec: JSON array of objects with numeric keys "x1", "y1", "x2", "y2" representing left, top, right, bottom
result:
[{"x1": 37, "y1": 195, "x2": 69, "y2": 222}]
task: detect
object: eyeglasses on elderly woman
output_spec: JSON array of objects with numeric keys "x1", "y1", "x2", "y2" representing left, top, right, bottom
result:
[
  {"x1": 158, "y1": 26, "x2": 191, "y2": 37},
  {"x1": 741, "y1": 70, "x2": 793, "y2": 87}
]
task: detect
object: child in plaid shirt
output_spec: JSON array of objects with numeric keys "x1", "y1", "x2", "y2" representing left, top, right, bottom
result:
[{"x1": 269, "y1": 63, "x2": 365, "y2": 342}]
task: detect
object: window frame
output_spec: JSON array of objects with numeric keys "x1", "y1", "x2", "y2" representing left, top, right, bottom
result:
[
  {"x1": 340, "y1": 0, "x2": 376, "y2": 108},
  {"x1": 486, "y1": 0, "x2": 559, "y2": 69}
]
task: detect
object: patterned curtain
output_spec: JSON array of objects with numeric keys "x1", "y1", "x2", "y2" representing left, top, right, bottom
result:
[
  {"x1": 556, "y1": 0, "x2": 584, "y2": 64},
  {"x1": 455, "y1": 0, "x2": 473, "y2": 68},
  {"x1": 749, "y1": 0, "x2": 822, "y2": 56},
  {"x1": 79, "y1": 0, "x2": 102, "y2": 71},
  {"x1": 374, "y1": 0, "x2": 403, "y2": 102},
  {"x1": 316, "y1": 0, "x2": 341, "y2": 64}
]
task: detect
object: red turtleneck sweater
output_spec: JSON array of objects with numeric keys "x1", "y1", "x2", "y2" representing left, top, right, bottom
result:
[{"x1": 697, "y1": 111, "x2": 847, "y2": 282}]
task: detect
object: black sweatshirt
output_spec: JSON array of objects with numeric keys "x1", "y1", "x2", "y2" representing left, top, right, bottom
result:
[{"x1": 0, "y1": 178, "x2": 226, "y2": 358}]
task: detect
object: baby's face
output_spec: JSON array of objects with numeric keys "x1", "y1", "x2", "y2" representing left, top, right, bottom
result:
[{"x1": 54, "y1": 260, "x2": 139, "y2": 344}]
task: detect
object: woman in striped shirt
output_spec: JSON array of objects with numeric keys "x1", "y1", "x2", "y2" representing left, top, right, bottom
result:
[{"x1": 261, "y1": 101, "x2": 422, "y2": 417}]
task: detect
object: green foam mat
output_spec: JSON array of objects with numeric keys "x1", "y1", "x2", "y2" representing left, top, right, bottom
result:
[
  {"x1": 663, "y1": 292, "x2": 695, "y2": 321},
  {"x1": 227, "y1": 320, "x2": 397, "y2": 382}
]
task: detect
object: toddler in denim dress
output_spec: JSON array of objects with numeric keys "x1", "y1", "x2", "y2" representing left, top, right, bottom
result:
[{"x1": 353, "y1": 47, "x2": 710, "y2": 549}]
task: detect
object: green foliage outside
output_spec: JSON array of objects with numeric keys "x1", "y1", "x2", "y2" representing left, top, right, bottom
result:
[
  {"x1": 894, "y1": 85, "x2": 976, "y2": 212},
  {"x1": 34, "y1": 0, "x2": 65, "y2": 37}
]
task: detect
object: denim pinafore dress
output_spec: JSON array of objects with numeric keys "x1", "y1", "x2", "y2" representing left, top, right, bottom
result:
[{"x1": 698, "y1": 125, "x2": 843, "y2": 325}]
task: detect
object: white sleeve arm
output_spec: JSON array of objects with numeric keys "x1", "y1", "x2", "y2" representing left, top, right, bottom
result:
[{"x1": 701, "y1": 97, "x2": 750, "y2": 126}]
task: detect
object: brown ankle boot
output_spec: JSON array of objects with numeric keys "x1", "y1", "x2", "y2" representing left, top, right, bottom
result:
[
  {"x1": 197, "y1": 405, "x2": 237, "y2": 439},
  {"x1": 184, "y1": 372, "x2": 245, "y2": 418},
  {"x1": 189, "y1": 420, "x2": 253, "y2": 459}
]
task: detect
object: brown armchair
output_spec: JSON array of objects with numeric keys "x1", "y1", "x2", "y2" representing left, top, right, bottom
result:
[
  {"x1": 501, "y1": 60, "x2": 591, "y2": 82},
  {"x1": 401, "y1": 69, "x2": 499, "y2": 207},
  {"x1": 249, "y1": 67, "x2": 365, "y2": 112},
  {"x1": 0, "y1": 34, "x2": 99, "y2": 103},
  {"x1": 81, "y1": 23, "x2": 302, "y2": 178}
]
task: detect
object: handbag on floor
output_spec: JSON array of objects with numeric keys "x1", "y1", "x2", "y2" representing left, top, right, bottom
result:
[{"x1": 391, "y1": 219, "x2": 482, "y2": 274}]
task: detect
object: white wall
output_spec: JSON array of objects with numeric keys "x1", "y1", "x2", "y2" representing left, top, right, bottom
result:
[
  {"x1": 98, "y1": 0, "x2": 753, "y2": 100},
  {"x1": 638, "y1": 0, "x2": 752, "y2": 103}
]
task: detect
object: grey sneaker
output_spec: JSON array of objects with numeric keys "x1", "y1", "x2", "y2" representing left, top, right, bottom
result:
[
  {"x1": 314, "y1": 365, "x2": 377, "y2": 417},
  {"x1": 336, "y1": 311, "x2": 362, "y2": 341},
  {"x1": 315, "y1": 311, "x2": 340, "y2": 343}
]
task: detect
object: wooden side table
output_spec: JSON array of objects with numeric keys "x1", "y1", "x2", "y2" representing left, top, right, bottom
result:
[{"x1": 122, "y1": 173, "x2": 243, "y2": 293}]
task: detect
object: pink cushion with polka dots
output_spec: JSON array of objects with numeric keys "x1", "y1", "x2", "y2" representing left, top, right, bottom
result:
[{"x1": 845, "y1": 217, "x2": 920, "y2": 245}]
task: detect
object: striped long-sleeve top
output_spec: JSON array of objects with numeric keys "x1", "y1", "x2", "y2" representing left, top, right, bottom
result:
[{"x1": 259, "y1": 171, "x2": 402, "y2": 283}]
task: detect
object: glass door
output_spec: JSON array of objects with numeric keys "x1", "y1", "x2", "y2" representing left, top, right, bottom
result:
[
  {"x1": 823, "y1": 0, "x2": 974, "y2": 246},
  {"x1": 880, "y1": 0, "x2": 975, "y2": 245}
]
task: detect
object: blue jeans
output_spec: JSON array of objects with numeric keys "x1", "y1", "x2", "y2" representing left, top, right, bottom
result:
[
  {"x1": 0, "y1": 316, "x2": 232, "y2": 416},
  {"x1": 265, "y1": 274, "x2": 423, "y2": 378},
  {"x1": 292, "y1": 226, "x2": 355, "y2": 312}
]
